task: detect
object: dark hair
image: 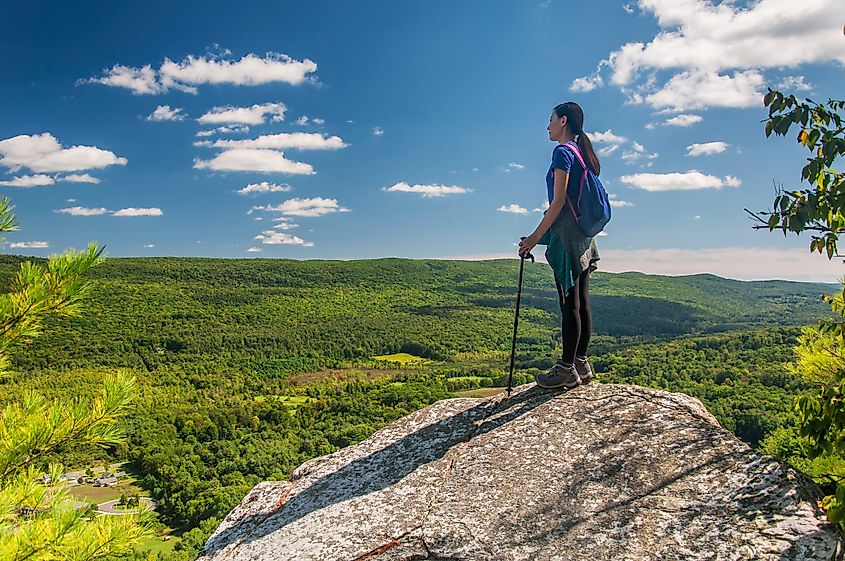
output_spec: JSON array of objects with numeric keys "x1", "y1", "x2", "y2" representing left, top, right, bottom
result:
[{"x1": 553, "y1": 102, "x2": 601, "y2": 176}]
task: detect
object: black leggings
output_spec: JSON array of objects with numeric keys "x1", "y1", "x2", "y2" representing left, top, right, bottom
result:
[{"x1": 554, "y1": 269, "x2": 592, "y2": 364}]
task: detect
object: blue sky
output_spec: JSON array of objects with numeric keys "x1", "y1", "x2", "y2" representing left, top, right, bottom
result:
[{"x1": 2, "y1": 0, "x2": 844, "y2": 281}]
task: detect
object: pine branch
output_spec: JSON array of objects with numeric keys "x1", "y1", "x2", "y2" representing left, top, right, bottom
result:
[{"x1": 0, "y1": 373, "x2": 135, "y2": 479}]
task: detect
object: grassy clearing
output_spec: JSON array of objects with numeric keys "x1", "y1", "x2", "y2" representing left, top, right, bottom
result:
[
  {"x1": 136, "y1": 534, "x2": 179, "y2": 555},
  {"x1": 373, "y1": 352, "x2": 431, "y2": 364},
  {"x1": 68, "y1": 481, "x2": 146, "y2": 504}
]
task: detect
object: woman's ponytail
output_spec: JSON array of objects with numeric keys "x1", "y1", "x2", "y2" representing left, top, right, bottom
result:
[
  {"x1": 576, "y1": 132, "x2": 601, "y2": 176},
  {"x1": 553, "y1": 101, "x2": 601, "y2": 176}
]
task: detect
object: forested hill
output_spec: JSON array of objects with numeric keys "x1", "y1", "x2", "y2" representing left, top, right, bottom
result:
[{"x1": 0, "y1": 255, "x2": 831, "y2": 375}]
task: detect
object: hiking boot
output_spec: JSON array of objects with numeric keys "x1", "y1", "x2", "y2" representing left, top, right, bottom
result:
[
  {"x1": 535, "y1": 362, "x2": 581, "y2": 390},
  {"x1": 574, "y1": 356, "x2": 593, "y2": 384}
]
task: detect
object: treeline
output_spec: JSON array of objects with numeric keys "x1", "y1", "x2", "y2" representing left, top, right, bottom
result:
[{"x1": 0, "y1": 256, "x2": 830, "y2": 380}]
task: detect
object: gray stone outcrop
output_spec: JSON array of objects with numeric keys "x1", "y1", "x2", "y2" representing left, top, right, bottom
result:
[{"x1": 197, "y1": 383, "x2": 842, "y2": 560}]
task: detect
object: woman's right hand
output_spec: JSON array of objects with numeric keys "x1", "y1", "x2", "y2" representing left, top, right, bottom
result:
[{"x1": 518, "y1": 235, "x2": 538, "y2": 258}]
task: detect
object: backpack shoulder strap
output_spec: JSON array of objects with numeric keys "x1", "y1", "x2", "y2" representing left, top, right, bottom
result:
[
  {"x1": 556, "y1": 142, "x2": 588, "y2": 221},
  {"x1": 559, "y1": 141, "x2": 588, "y2": 171}
]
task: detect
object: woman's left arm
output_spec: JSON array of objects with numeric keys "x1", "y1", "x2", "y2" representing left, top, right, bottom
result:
[{"x1": 518, "y1": 168, "x2": 569, "y2": 256}]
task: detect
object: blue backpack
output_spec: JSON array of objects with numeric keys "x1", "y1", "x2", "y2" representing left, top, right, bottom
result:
[{"x1": 558, "y1": 141, "x2": 611, "y2": 237}]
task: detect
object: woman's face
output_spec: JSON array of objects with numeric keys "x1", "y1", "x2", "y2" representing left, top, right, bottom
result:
[{"x1": 547, "y1": 112, "x2": 567, "y2": 142}]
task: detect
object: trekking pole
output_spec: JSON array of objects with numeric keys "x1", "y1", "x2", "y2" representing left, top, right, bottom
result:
[{"x1": 507, "y1": 239, "x2": 534, "y2": 397}]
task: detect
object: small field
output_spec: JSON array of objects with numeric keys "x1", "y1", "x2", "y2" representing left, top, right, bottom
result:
[
  {"x1": 373, "y1": 353, "x2": 431, "y2": 364},
  {"x1": 136, "y1": 534, "x2": 179, "y2": 555},
  {"x1": 68, "y1": 480, "x2": 147, "y2": 504},
  {"x1": 446, "y1": 376, "x2": 489, "y2": 383}
]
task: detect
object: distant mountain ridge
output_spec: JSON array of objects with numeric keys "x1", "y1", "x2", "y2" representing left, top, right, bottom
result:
[{"x1": 0, "y1": 255, "x2": 832, "y2": 373}]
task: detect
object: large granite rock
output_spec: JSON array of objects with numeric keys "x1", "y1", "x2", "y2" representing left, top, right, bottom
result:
[{"x1": 197, "y1": 383, "x2": 842, "y2": 560}]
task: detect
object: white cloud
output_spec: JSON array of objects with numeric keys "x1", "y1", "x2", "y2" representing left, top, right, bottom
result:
[
  {"x1": 687, "y1": 141, "x2": 729, "y2": 156},
  {"x1": 573, "y1": 0, "x2": 845, "y2": 110},
  {"x1": 497, "y1": 204, "x2": 529, "y2": 214},
  {"x1": 645, "y1": 69, "x2": 764, "y2": 111},
  {"x1": 621, "y1": 141, "x2": 658, "y2": 162},
  {"x1": 382, "y1": 182, "x2": 472, "y2": 198},
  {"x1": 372, "y1": 127, "x2": 384, "y2": 136},
  {"x1": 254, "y1": 230, "x2": 314, "y2": 246},
  {"x1": 778, "y1": 75, "x2": 813, "y2": 91},
  {"x1": 236, "y1": 181, "x2": 292, "y2": 195},
  {"x1": 312, "y1": 118, "x2": 325, "y2": 125},
  {"x1": 83, "y1": 52, "x2": 318, "y2": 95},
  {"x1": 57, "y1": 206, "x2": 163, "y2": 216},
  {"x1": 194, "y1": 125, "x2": 251, "y2": 138},
  {"x1": 66, "y1": 198, "x2": 76, "y2": 203},
  {"x1": 60, "y1": 173, "x2": 101, "y2": 184},
  {"x1": 598, "y1": 144, "x2": 620, "y2": 157},
  {"x1": 296, "y1": 116, "x2": 309, "y2": 125},
  {"x1": 664, "y1": 114, "x2": 703, "y2": 127},
  {"x1": 80, "y1": 64, "x2": 159, "y2": 95},
  {"x1": 206, "y1": 132, "x2": 347, "y2": 151},
  {"x1": 198, "y1": 102, "x2": 286, "y2": 125},
  {"x1": 147, "y1": 105, "x2": 186, "y2": 121},
  {"x1": 590, "y1": 129, "x2": 627, "y2": 144},
  {"x1": 533, "y1": 201, "x2": 550, "y2": 213},
  {"x1": 620, "y1": 171, "x2": 741, "y2": 191},
  {"x1": 508, "y1": 162, "x2": 525, "y2": 170},
  {"x1": 570, "y1": 74, "x2": 603, "y2": 92},
  {"x1": 246, "y1": 246, "x2": 263, "y2": 252},
  {"x1": 0, "y1": 174, "x2": 55, "y2": 187},
  {"x1": 112, "y1": 207, "x2": 163, "y2": 217},
  {"x1": 609, "y1": 193, "x2": 634, "y2": 207},
  {"x1": 216, "y1": 125, "x2": 250, "y2": 134},
  {"x1": 56, "y1": 206, "x2": 109, "y2": 216},
  {"x1": 0, "y1": 133, "x2": 127, "y2": 173},
  {"x1": 254, "y1": 197, "x2": 349, "y2": 217},
  {"x1": 8, "y1": 241, "x2": 49, "y2": 249},
  {"x1": 723, "y1": 175, "x2": 741, "y2": 187},
  {"x1": 194, "y1": 149, "x2": 315, "y2": 174},
  {"x1": 144, "y1": 244, "x2": 155, "y2": 248},
  {"x1": 591, "y1": 130, "x2": 635, "y2": 159},
  {"x1": 623, "y1": 3, "x2": 635, "y2": 13}
]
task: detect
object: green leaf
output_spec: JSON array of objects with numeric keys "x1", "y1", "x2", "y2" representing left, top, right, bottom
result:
[{"x1": 764, "y1": 91, "x2": 775, "y2": 106}]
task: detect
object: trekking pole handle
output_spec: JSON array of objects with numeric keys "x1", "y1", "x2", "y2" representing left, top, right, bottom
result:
[{"x1": 518, "y1": 237, "x2": 535, "y2": 263}]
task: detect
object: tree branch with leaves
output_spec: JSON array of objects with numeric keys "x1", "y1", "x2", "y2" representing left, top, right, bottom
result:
[{"x1": 751, "y1": 89, "x2": 845, "y2": 527}]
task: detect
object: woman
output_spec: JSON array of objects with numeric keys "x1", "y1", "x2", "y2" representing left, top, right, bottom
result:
[{"x1": 518, "y1": 101, "x2": 600, "y2": 390}]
